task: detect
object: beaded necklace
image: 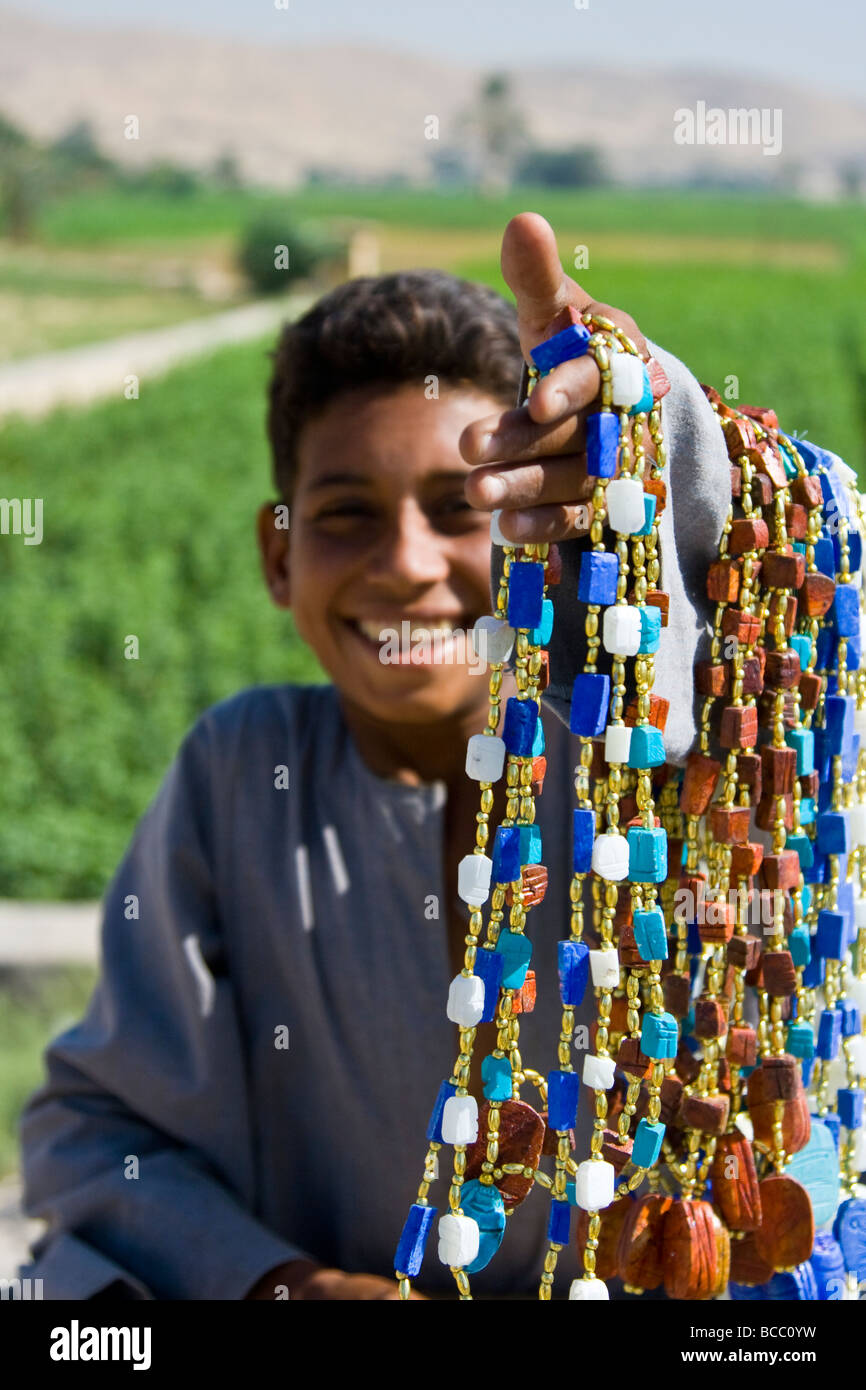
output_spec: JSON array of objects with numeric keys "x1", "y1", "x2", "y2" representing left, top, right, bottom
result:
[{"x1": 392, "y1": 317, "x2": 866, "y2": 1301}]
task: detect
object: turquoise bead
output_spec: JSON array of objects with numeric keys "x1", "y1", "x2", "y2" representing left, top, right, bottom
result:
[
  {"x1": 528, "y1": 597, "x2": 554, "y2": 647},
  {"x1": 481, "y1": 1054, "x2": 512, "y2": 1102},
  {"x1": 786, "y1": 1020, "x2": 815, "y2": 1058},
  {"x1": 641, "y1": 1011, "x2": 678, "y2": 1060},
  {"x1": 786, "y1": 727, "x2": 815, "y2": 777},
  {"x1": 518, "y1": 823, "x2": 542, "y2": 866},
  {"x1": 627, "y1": 826, "x2": 667, "y2": 884},
  {"x1": 786, "y1": 1121, "x2": 839, "y2": 1227},
  {"x1": 799, "y1": 797, "x2": 816, "y2": 826},
  {"x1": 627, "y1": 366, "x2": 653, "y2": 416},
  {"x1": 565, "y1": 1179, "x2": 578, "y2": 1206},
  {"x1": 789, "y1": 928, "x2": 811, "y2": 969},
  {"x1": 790, "y1": 634, "x2": 811, "y2": 670},
  {"x1": 786, "y1": 832, "x2": 814, "y2": 869},
  {"x1": 531, "y1": 718, "x2": 545, "y2": 756},
  {"x1": 633, "y1": 1118, "x2": 665, "y2": 1168},
  {"x1": 637, "y1": 493, "x2": 657, "y2": 536},
  {"x1": 495, "y1": 930, "x2": 533, "y2": 989},
  {"x1": 638, "y1": 606, "x2": 661, "y2": 654},
  {"x1": 460, "y1": 1179, "x2": 506, "y2": 1274},
  {"x1": 628, "y1": 724, "x2": 665, "y2": 768},
  {"x1": 633, "y1": 907, "x2": 668, "y2": 961}
]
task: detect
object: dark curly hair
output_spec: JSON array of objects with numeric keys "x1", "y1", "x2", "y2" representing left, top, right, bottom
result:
[{"x1": 266, "y1": 269, "x2": 523, "y2": 500}]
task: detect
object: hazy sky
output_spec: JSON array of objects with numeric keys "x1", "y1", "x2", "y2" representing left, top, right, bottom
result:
[{"x1": 18, "y1": 0, "x2": 866, "y2": 102}]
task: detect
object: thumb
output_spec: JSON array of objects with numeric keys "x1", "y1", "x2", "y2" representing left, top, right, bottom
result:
[{"x1": 500, "y1": 212, "x2": 593, "y2": 363}]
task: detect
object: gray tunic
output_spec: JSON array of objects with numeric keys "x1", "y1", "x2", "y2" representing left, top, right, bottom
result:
[{"x1": 18, "y1": 341, "x2": 730, "y2": 1299}]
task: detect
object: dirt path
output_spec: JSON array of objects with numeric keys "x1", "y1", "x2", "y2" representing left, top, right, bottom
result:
[{"x1": 0, "y1": 291, "x2": 314, "y2": 421}]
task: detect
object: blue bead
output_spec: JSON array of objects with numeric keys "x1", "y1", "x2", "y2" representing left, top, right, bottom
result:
[
  {"x1": 426, "y1": 1080, "x2": 457, "y2": 1142},
  {"x1": 817, "y1": 1006, "x2": 843, "y2": 1060},
  {"x1": 547, "y1": 1070, "x2": 580, "y2": 1131},
  {"x1": 531, "y1": 717, "x2": 545, "y2": 756},
  {"x1": 461, "y1": 1179, "x2": 506, "y2": 1274},
  {"x1": 638, "y1": 605, "x2": 661, "y2": 654},
  {"x1": 766, "y1": 1265, "x2": 819, "y2": 1301},
  {"x1": 585, "y1": 411, "x2": 619, "y2": 478},
  {"x1": 628, "y1": 366, "x2": 654, "y2": 417},
  {"x1": 481, "y1": 1053, "x2": 512, "y2": 1102},
  {"x1": 641, "y1": 1011, "x2": 678, "y2": 1060},
  {"x1": 507, "y1": 561, "x2": 545, "y2": 628},
  {"x1": 802, "y1": 952, "x2": 826, "y2": 988},
  {"x1": 788, "y1": 929, "x2": 811, "y2": 970},
  {"x1": 573, "y1": 807, "x2": 595, "y2": 873},
  {"x1": 502, "y1": 696, "x2": 538, "y2": 756},
  {"x1": 839, "y1": 1088, "x2": 864, "y2": 1130},
  {"x1": 786, "y1": 1121, "x2": 840, "y2": 1227},
  {"x1": 815, "y1": 909, "x2": 847, "y2": 960},
  {"x1": 570, "y1": 672, "x2": 610, "y2": 737},
  {"x1": 842, "y1": 731, "x2": 861, "y2": 782},
  {"x1": 558, "y1": 940, "x2": 590, "y2": 1006},
  {"x1": 518, "y1": 823, "x2": 542, "y2": 867},
  {"x1": 547, "y1": 1199, "x2": 571, "y2": 1246},
  {"x1": 794, "y1": 439, "x2": 825, "y2": 474},
  {"x1": 833, "y1": 583, "x2": 860, "y2": 638},
  {"x1": 627, "y1": 826, "x2": 667, "y2": 884},
  {"x1": 530, "y1": 322, "x2": 590, "y2": 372},
  {"x1": 577, "y1": 551, "x2": 619, "y2": 606},
  {"x1": 529, "y1": 598, "x2": 554, "y2": 647},
  {"x1": 840, "y1": 998, "x2": 862, "y2": 1037},
  {"x1": 847, "y1": 627, "x2": 863, "y2": 675},
  {"x1": 815, "y1": 625, "x2": 836, "y2": 674},
  {"x1": 786, "y1": 1021, "x2": 814, "y2": 1058},
  {"x1": 786, "y1": 833, "x2": 814, "y2": 869},
  {"x1": 492, "y1": 825, "x2": 522, "y2": 883},
  {"x1": 495, "y1": 930, "x2": 532, "y2": 989},
  {"x1": 817, "y1": 1111, "x2": 841, "y2": 1151},
  {"x1": 810, "y1": 1232, "x2": 846, "y2": 1300},
  {"x1": 730, "y1": 1281, "x2": 767, "y2": 1301},
  {"x1": 785, "y1": 727, "x2": 815, "y2": 777},
  {"x1": 814, "y1": 535, "x2": 836, "y2": 577},
  {"x1": 394, "y1": 1202, "x2": 436, "y2": 1276},
  {"x1": 474, "y1": 948, "x2": 504, "y2": 1022},
  {"x1": 836, "y1": 527, "x2": 863, "y2": 574},
  {"x1": 801, "y1": 1056, "x2": 816, "y2": 1087},
  {"x1": 825, "y1": 694, "x2": 855, "y2": 757},
  {"x1": 790, "y1": 634, "x2": 812, "y2": 670},
  {"x1": 633, "y1": 1118, "x2": 665, "y2": 1168},
  {"x1": 633, "y1": 907, "x2": 668, "y2": 962},
  {"x1": 628, "y1": 724, "x2": 665, "y2": 768},
  {"x1": 834, "y1": 1195, "x2": 866, "y2": 1281},
  {"x1": 637, "y1": 493, "x2": 657, "y2": 536}
]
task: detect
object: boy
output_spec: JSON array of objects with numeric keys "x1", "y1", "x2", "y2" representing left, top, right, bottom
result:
[{"x1": 18, "y1": 213, "x2": 729, "y2": 1298}]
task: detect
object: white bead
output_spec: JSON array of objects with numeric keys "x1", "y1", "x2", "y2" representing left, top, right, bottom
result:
[
  {"x1": 605, "y1": 478, "x2": 646, "y2": 536},
  {"x1": 589, "y1": 948, "x2": 621, "y2": 990},
  {"x1": 591, "y1": 833, "x2": 629, "y2": 881},
  {"x1": 847, "y1": 1034, "x2": 866, "y2": 1077},
  {"x1": 832, "y1": 456, "x2": 859, "y2": 489},
  {"x1": 438, "y1": 1213, "x2": 480, "y2": 1267},
  {"x1": 583, "y1": 1054, "x2": 616, "y2": 1090},
  {"x1": 472, "y1": 615, "x2": 515, "y2": 665},
  {"x1": 457, "y1": 853, "x2": 492, "y2": 907},
  {"x1": 828, "y1": 1055, "x2": 849, "y2": 1093},
  {"x1": 610, "y1": 352, "x2": 646, "y2": 408},
  {"x1": 856, "y1": 705, "x2": 866, "y2": 740},
  {"x1": 849, "y1": 804, "x2": 866, "y2": 848},
  {"x1": 845, "y1": 975, "x2": 866, "y2": 1014},
  {"x1": 604, "y1": 724, "x2": 632, "y2": 764},
  {"x1": 447, "y1": 973, "x2": 485, "y2": 1028},
  {"x1": 441, "y1": 1094, "x2": 478, "y2": 1145},
  {"x1": 735, "y1": 1110, "x2": 754, "y2": 1142},
  {"x1": 857, "y1": 897, "x2": 866, "y2": 929},
  {"x1": 574, "y1": 1158, "x2": 615, "y2": 1210},
  {"x1": 602, "y1": 603, "x2": 641, "y2": 656},
  {"x1": 853, "y1": 1126, "x2": 866, "y2": 1172},
  {"x1": 465, "y1": 733, "x2": 506, "y2": 782},
  {"x1": 569, "y1": 1277, "x2": 610, "y2": 1300},
  {"x1": 490, "y1": 510, "x2": 510, "y2": 546}
]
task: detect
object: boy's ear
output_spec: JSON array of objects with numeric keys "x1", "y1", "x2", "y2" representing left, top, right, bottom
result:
[{"x1": 256, "y1": 502, "x2": 292, "y2": 609}]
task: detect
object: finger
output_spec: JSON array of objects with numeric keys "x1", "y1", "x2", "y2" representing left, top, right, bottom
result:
[
  {"x1": 459, "y1": 403, "x2": 584, "y2": 468},
  {"x1": 495, "y1": 502, "x2": 592, "y2": 546},
  {"x1": 501, "y1": 212, "x2": 592, "y2": 362},
  {"x1": 465, "y1": 453, "x2": 593, "y2": 512},
  {"x1": 524, "y1": 353, "x2": 602, "y2": 425}
]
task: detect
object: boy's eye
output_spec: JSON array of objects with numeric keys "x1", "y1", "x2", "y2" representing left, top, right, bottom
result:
[{"x1": 315, "y1": 502, "x2": 376, "y2": 520}]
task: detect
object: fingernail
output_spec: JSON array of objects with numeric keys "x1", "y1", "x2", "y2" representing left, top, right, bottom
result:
[
  {"x1": 505, "y1": 510, "x2": 534, "y2": 539},
  {"x1": 479, "y1": 433, "x2": 499, "y2": 461}
]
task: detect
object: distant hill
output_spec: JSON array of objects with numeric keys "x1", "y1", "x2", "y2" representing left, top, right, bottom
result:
[{"x1": 1, "y1": 5, "x2": 864, "y2": 194}]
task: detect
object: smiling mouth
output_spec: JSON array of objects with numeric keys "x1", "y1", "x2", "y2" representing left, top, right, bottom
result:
[{"x1": 341, "y1": 616, "x2": 469, "y2": 665}]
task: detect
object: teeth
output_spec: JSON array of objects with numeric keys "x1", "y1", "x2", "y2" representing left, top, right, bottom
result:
[{"x1": 354, "y1": 619, "x2": 458, "y2": 643}]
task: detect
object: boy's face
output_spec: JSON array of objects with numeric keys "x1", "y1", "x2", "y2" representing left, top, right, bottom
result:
[{"x1": 258, "y1": 381, "x2": 506, "y2": 725}]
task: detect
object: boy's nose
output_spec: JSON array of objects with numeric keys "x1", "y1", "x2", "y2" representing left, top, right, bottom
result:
[{"x1": 369, "y1": 503, "x2": 451, "y2": 588}]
